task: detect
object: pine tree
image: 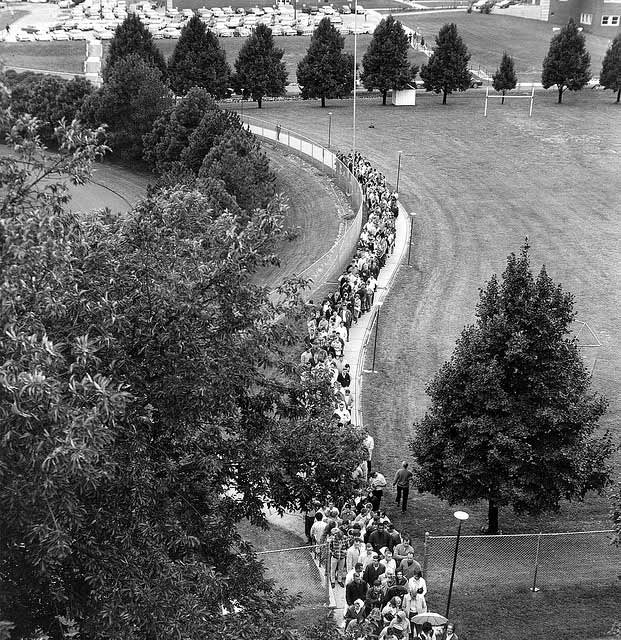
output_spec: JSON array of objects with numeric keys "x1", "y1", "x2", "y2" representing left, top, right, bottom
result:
[
  {"x1": 104, "y1": 13, "x2": 166, "y2": 81},
  {"x1": 233, "y1": 24, "x2": 288, "y2": 109},
  {"x1": 419, "y1": 23, "x2": 471, "y2": 104},
  {"x1": 297, "y1": 17, "x2": 354, "y2": 108},
  {"x1": 361, "y1": 16, "x2": 418, "y2": 106},
  {"x1": 599, "y1": 33, "x2": 621, "y2": 103},
  {"x1": 410, "y1": 242, "x2": 613, "y2": 534},
  {"x1": 492, "y1": 51, "x2": 517, "y2": 104},
  {"x1": 542, "y1": 18, "x2": 591, "y2": 104},
  {"x1": 168, "y1": 15, "x2": 231, "y2": 97},
  {"x1": 81, "y1": 54, "x2": 173, "y2": 161}
]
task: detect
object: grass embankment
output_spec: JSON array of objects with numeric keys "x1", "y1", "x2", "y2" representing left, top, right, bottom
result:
[{"x1": 227, "y1": 92, "x2": 621, "y2": 639}]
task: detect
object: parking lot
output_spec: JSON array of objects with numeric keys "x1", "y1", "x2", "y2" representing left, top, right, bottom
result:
[{"x1": 1, "y1": 0, "x2": 381, "y2": 42}]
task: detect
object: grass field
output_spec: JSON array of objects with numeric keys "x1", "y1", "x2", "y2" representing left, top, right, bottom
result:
[
  {"x1": 226, "y1": 91, "x2": 621, "y2": 638},
  {"x1": 396, "y1": 11, "x2": 614, "y2": 82}
]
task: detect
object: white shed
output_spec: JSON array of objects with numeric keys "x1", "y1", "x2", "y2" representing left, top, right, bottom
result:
[{"x1": 391, "y1": 86, "x2": 416, "y2": 106}]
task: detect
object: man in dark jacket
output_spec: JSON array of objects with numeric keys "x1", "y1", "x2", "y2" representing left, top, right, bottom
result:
[
  {"x1": 362, "y1": 555, "x2": 386, "y2": 586},
  {"x1": 345, "y1": 572, "x2": 368, "y2": 606},
  {"x1": 368, "y1": 522, "x2": 393, "y2": 553}
]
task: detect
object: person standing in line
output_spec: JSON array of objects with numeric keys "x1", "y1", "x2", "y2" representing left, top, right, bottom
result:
[
  {"x1": 393, "y1": 461, "x2": 414, "y2": 513},
  {"x1": 363, "y1": 431, "x2": 374, "y2": 475}
]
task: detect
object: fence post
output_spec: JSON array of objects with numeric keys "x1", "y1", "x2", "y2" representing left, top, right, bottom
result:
[
  {"x1": 423, "y1": 531, "x2": 430, "y2": 577},
  {"x1": 325, "y1": 544, "x2": 332, "y2": 603},
  {"x1": 530, "y1": 532, "x2": 542, "y2": 592}
]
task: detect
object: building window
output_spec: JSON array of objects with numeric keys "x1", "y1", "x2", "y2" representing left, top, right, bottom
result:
[
  {"x1": 613, "y1": 15, "x2": 621, "y2": 23},
  {"x1": 601, "y1": 14, "x2": 620, "y2": 23},
  {"x1": 580, "y1": 12, "x2": 592, "y2": 23}
]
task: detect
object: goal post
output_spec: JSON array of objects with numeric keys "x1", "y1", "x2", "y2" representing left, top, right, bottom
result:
[{"x1": 484, "y1": 86, "x2": 535, "y2": 117}]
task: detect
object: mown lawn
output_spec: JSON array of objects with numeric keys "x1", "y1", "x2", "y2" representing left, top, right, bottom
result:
[
  {"x1": 396, "y1": 11, "x2": 613, "y2": 82},
  {"x1": 229, "y1": 91, "x2": 621, "y2": 639}
]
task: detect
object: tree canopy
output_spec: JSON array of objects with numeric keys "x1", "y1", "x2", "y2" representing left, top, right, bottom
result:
[
  {"x1": 361, "y1": 15, "x2": 418, "y2": 105},
  {"x1": 168, "y1": 16, "x2": 231, "y2": 97},
  {"x1": 104, "y1": 13, "x2": 167, "y2": 80},
  {"x1": 419, "y1": 23, "x2": 471, "y2": 104},
  {"x1": 0, "y1": 111, "x2": 366, "y2": 638},
  {"x1": 542, "y1": 18, "x2": 591, "y2": 104},
  {"x1": 492, "y1": 51, "x2": 517, "y2": 104},
  {"x1": 297, "y1": 17, "x2": 354, "y2": 108},
  {"x1": 410, "y1": 242, "x2": 613, "y2": 534},
  {"x1": 9, "y1": 75, "x2": 93, "y2": 141},
  {"x1": 81, "y1": 53, "x2": 173, "y2": 161},
  {"x1": 599, "y1": 33, "x2": 621, "y2": 103},
  {"x1": 233, "y1": 24, "x2": 288, "y2": 108}
]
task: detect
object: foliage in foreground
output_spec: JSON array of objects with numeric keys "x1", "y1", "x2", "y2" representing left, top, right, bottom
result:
[
  {"x1": 0, "y1": 113, "x2": 365, "y2": 638},
  {"x1": 410, "y1": 242, "x2": 614, "y2": 534}
]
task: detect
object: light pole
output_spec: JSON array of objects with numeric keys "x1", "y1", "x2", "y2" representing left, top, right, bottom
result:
[
  {"x1": 352, "y1": 0, "x2": 358, "y2": 159},
  {"x1": 396, "y1": 150, "x2": 403, "y2": 192},
  {"x1": 370, "y1": 299, "x2": 383, "y2": 372},
  {"x1": 328, "y1": 111, "x2": 333, "y2": 147},
  {"x1": 445, "y1": 510, "x2": 469, "y2": 621},
  {"x1": 407, "y1": 211, "x2": 416, "y2": 267}
]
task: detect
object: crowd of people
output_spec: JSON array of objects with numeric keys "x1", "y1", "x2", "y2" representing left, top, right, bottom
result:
[
  {"x1": 299, "y1": 151, "x2": 400, "y2": 431},
  {"x1": 295, "y1": 154, "x2": 458, "y2": 639}
]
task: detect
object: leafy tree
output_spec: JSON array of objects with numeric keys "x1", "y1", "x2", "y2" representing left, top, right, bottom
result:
[
  {"x1": 104, "y1": 13, "x2": 167, "y2": 81},
  {"x1": 410, "y1": 242, "x2": 613, "y2": 534},
  {"x1": 198, "y1": 128, "x2": 276, "y2": 214},
  {"x1": 168, "y1": 16, "x2": 231, "y2": 97},
  {"x1": 233, "y1": 24, "x2": 288, "y2": 109},
  {"x1": 81, "y1": 54, "x2": 173, "y2": 161},
  {"x1": 0, "y1": 110, "x2": 365, "y2": 639},
  {"x1": 599, "y1": 33, "x2": 621, "y2": 103},
  {"x1": 297, "y1": 17, "x2": 354, "y2": 108},
  {"x1": 420, "y1": 23, "x2": 471, "y2": 104},
  {"x1": 492, "y1": 51, "x2": 517, "y2": 104},
  {"x1": 361, "y1": 15, "x2": 419, "y2": 105},
  {"x1": 9, "y1": 75, "x2": 93, "y2": 141},
  {"x1": 542, "y1": 18, "x2": 591, "y2": 104}
]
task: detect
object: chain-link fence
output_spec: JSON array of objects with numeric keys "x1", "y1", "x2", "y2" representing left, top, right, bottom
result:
[
  {"x1": 239, "y1": 114, "x2": 365, "y2": 298},
  {"x1": 424, "y1": 529, "x2": 619, "y2": 592},
  {"x1": 256, "y1": 543, "x2": 333, "y2": 624}
]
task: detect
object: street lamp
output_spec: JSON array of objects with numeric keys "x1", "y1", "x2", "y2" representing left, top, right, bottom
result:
[
  {"x1": 407, "y1": 211, "x2": 416, "y2": 267},
  {"x1": 328, "y1": 111, "x2": 333, "y2": 147},
  {"x1": 445, "y1": 510, "x2": 469, "y2": 621},
  {"x1": 396, "y1": 150, "x2": 403, "y2": 192},
  {"x1": 370, "y1": 299, "x2": 383, "y2": 372}
]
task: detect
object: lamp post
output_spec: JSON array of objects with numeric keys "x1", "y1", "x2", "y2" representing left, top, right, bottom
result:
[
  {"x1": 396, "y1": 150, "x2": 403, "y2": 192},
  {"x1": 352, "y1": 0, "x2": 358, "y2": 158},
  {"x1": 328, "y1": 111, "x2": 333, "y2": 147},
  {"x1": 445, "y1": 510, "x2": 469, "y2": 621},
  {"x1": 370, "y1": 299, "x2": 383, "y2": 372},
  {"x1": 407, "y1": 211, "x2": 416, "y2": 267}
]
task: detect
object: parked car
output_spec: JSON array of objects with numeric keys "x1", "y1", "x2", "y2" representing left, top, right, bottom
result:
[
  {"x1": 68, "y1": 29, "x2": 88, "y2": 39},
  {"x1": 340, "y1": 4, "x2": 351, "y2": 12},
  {"x1": 52, "y1": 30, "x2": 71, "y2": 40},
  {"x1": 355, "y1": 3, "x2": 364, "y2": 12},
  {"x1": 16, "y1": 31, "x2": 35, "y2": 41},
  {"x1": 469, "y1": 73, "x2": 484, "y2": 88},
  {"x1": 282, "y1": 26, "x2": 296, "y2": 35},
  {"x1": 35, "y1": 30, "x2": 53, "y2": 40},
  {"x1": 219, "y1": 27, "x2": 233, "y2": 36},
  {"x1": 234, "y1": 25, "x2": 250, "y2": 36}
]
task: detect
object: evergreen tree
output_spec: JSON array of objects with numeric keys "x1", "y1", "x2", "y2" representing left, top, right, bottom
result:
[
  {"x1": 198, "y1": 128, "x2": 276, "y2": 214},
  {"x1": 297, "y1": 17, "x2": 354, "y2": 108},
  {"x1": 361, "y1": 16, "x2": 418, "y2": 105},
  {"x1": 143, "y1": 87, "x2": 233, "y2": 173},
  {"x1": 104, "y1": 13, "x2": 166, "y2": 81},
  {"x1": 410, "y1": 242, "x2": 613, "y2": 534},
  {"x1": 168, "y1": 16, "x2": 231, "y2": 97},
  {"x1": 542, "y1": 18, "x2": 591, "y2": 104},
  {"x1": 81, "y1": 54, "x2": 173, "y2": 161},
  {"x1": 492, "y1": 51, "x2": 517, "y2": 104},
  {"x1": 599, "y1": 33, "x2": 621, "y2": 103},
  {"x1": 419, "y1": 23, "x2": 471, "y2": 104},
  {"x1": 233, "y1": 24, "x2": 288, "y2": 109}
]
